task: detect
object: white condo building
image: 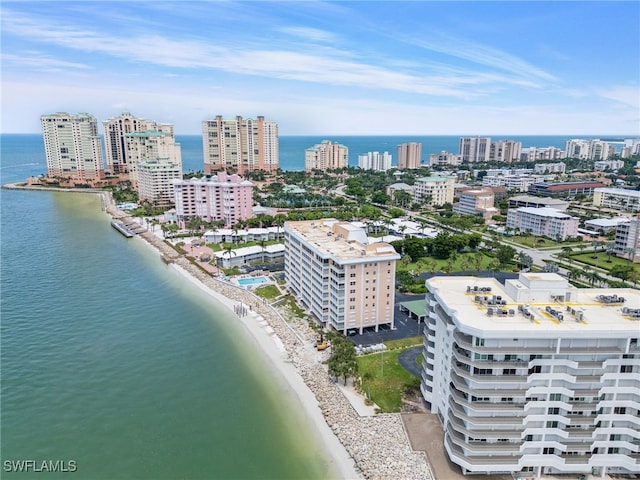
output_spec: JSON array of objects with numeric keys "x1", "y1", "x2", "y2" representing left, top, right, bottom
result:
[
  {"x1": 124, "y1": 130, "x2": 182, "y2": 189},
  {"x1": 565, "y1": 139, "x2": 615, "y2": 161},
  {"x1": 422, "y1": 273, "x2": 640, "y2": 478},
  {"x1": 506, "y1": 207, "x2": 579, "y2": 240},
  {"x1": 305, "y1": 140, "x2": 348, "y2": 172},
  {"x1": 612, "y1": 217, "x2": 640, "y2": 263},
  {"x1": 284, "y1": 220, "x2": 400, "y2": 334},
  {"x1": 202, "y1": 116, "x2": 279, "y2": 174},
  {"x1": 593, "y1": 188, "x2": 640, "y2": 213},
  {"x1": 358, "y1": 151, "x2": 392, "y2": 171},
  {"x1": 137, "y1": 161, "x2": 182, "y2": 206},
  {"x1": 41, "y1": 112, "x2": 105, "y2": 184}
]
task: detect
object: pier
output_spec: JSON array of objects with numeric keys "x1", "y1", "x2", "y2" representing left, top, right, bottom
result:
[{"x1": 110, "y1": 221, "x2": 135, "y2": 238}]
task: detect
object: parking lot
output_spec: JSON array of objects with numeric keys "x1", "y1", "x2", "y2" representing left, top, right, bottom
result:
[{"x1": 347, "y1": 293, "x2": 426, "y2": 347}]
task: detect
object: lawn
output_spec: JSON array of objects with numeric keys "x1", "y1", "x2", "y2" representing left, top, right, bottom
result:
[
  {"x1": 357, "y1": 347, "x2": 421, "y2": 413},
  {"x1": 384, "y1": 336, "x2": 423, "y2": 350},
  {"x1": 570, "y1": 251, "x2": 631, "y2": 271},
  {"x1": 396, "y1": 251, "x2": 501, "y2": 276},
  {"x1": 254, "y1": 284, "x2": 280, "y2": 299}
]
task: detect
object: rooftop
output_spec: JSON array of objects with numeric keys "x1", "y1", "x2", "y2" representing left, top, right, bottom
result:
[
  {"x1": 285, "y1": 219, "x2": 400, "y2": 262},
  {"x1": 514, "y1": 206, "x2": 574, "y2": 218},
  {"x1": 427, "y1": 273, "x2": 640, "y2": 337}
]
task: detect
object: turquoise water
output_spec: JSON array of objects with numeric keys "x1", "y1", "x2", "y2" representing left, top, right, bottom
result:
[
  {"x1": 0, "y1": 136, "x2": 336, "y2": 479},
  {"x1": 237, "y1": 277, "x2": 269, "y2": 286}
]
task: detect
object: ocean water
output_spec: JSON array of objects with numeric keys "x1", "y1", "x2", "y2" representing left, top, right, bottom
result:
[{"x1": 0, "y1": 135, "x2": 334, "y2": 479}]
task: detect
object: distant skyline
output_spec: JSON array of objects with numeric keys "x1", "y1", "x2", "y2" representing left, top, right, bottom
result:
[{"x1": 1, "y1": 1, "x2": 638, "y2": 136}]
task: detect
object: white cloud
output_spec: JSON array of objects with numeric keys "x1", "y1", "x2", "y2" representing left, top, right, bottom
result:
[{"x1": 595, "y1": 85, "x2": 640, "y2": 110}]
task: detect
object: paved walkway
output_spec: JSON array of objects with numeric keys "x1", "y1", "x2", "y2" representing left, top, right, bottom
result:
[{"x1": 398, "y1": 346, "x2": 423, "y2": 377}]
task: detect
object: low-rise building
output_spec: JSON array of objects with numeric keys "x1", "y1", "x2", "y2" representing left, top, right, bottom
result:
[
  {"x1": 203, "y1": 226, "x2": 284, "y2": 244},
  {"x1": 214, "y1": 243, "x2": 285, "y2": 268},
  {"x1": 528, "y1": 181, "x2": 606, "y2": 198},
  {"x1": 422, "y1": 272, "x2": 640, "y2": 478},
  {"x1": 508, "y1": 195, "x2": 569, "y2": 212},
  {"x1": 594, "y1": 160, "x2": 624, "y2": 171},
  {"x1": 453, "y1": 188, "x2": 498, "y2": 224},
  {"x1": 584, "y1": 217, "x2": 631, "y2": 234},
  {"x1": 429, "y1": 150, "x2": 460, "y2": 166},
  {"x1": 413, "y1": 176, "x2": 456, "y2": 206},
  {"x1": 593, "y1": 187, "x2": 640, "y2": 212},
  {"x1": 506, "y1": 207, "x2": 579, "y2": 240},
  {"x1": 533, "y1": 162, "x2": 566, "y2": 174},
  {"x1": 284, "y1": 220, "x2": 400, "y2": 334}
]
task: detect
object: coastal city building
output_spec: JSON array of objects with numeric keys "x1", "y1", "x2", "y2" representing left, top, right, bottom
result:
[
  {"x1": 284, "y1": 220, "x2": 400, "y2": 334},
  {"x1": 528, "y1": 181, "x2": 606, "y2": 198},
  {"x1": 612, "y1": 217, "x2": 640, "y2": 263},
  {"x1": 305, "y1": 140, "x2": 348, "y2": 172},
  {"x1": 521, "y1": 146, "x2": 564, "y2": 162},
  {"x1": 508, "y1": 195, "x2": 569, "y2": 212},
  {"x1": 459, "y1": 137, "x2": 490, "y2": 163},
  {"x1": 489, "y1": 140, "x2": 522, "y2": 163},
  {"x1": 136, "y1": 161, "x2": 182, "y2": 206},
  {"x1": 594, "y1": 160, "x2": 625, "y2": 171},
  {"x1": 358, "y1": 151, "x2": 392, "y2": 171},
  {"x1": 124, "y1": 130, "x2": 182, "y2": 189},
  {"x1": 102, "y1": 112, "x2": 175, "y2": 175},
  {"x1": 203, "y1": 226, "x2": 284, "y2": 244},
  {"x1": 506, "y1": 207, "x2": 579, "y2": 240},
  {"x1": 214, "y1": 243, "x2": 285, "y2": 268},
  {"x1": 429, "y1": 150, "x2": 461, "y2": 167},
  {"x1": 413, "y1": 176, "x2": 456, "y2": 206},
  {"x1": 171, "y1": 172, "x2": 253, "y2": 228},
  {"x1": 482, "y1": 174, "x2": 544, "y2": 192},
  {"x1": 397, "y1": 142, "x2": 422, "y2": 169},
  {"x1": 386, "y1": 183, "x2": 414, "y2": 203},
  {"x1": 202, "y1": 116, "x2": 279, "y2": 175},
  {"x1": 584, "y1": 217, "x2": 630, "y2": 234},
  {"x1": 40, "y1": 112, "x2": 105, "y2": 185},
  {"x1": 621, "y1": 138, "x2": 640, "y2": 158},
  {"x1": 452, "y1": 188, "x2": 498, "y2": 224},
  {"x1": 593, "y1": 187, "x2": 640, "y2": 212},
  {"x1": 422, "y1": 272, "x2": 640, "y2": 478},
  {"x1": 533, "y1": 162, "x2": 566, "y2": 174},
  {"x1": 565, "y1": 139, "x2": 615, "y2": 160}
]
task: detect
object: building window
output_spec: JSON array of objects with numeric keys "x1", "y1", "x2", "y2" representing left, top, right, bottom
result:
[{"x1": 550, "y1": 393, "x2": 562, "y2": 401}]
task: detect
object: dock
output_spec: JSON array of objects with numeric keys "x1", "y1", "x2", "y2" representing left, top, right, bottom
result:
[{"x1": 110, "y1": 221, "x2": 135, "y2": 238}]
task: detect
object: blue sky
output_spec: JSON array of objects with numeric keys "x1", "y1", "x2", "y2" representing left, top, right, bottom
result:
[{"x1": 1, "y1": 1, "x2": 638, "y2": 135}]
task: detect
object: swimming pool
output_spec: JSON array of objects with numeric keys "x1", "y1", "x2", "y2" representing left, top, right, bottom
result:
[{"x1": 237, "y1": 276, "x2": 268, "y2": 287}]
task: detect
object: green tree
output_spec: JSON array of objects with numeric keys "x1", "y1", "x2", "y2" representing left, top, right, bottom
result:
[
  {"x1": 496, "y1": 245, "x2": 516, "y2": 266},
  {"x1": 328, "y1": 336, "x2": 358, "y2": 386}
]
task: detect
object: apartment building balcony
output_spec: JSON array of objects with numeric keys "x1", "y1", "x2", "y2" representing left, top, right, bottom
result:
[
  {"x1": 445, "y1": 435, "x2": 521, "y2": 470},
  {"x1": 453, "y1": 332, "x2": 556, "y2": 355},
  {"x1": 448, "y1": 429, "x2": 522, "y2": 454},
  {"x1": 451, "y1": 373, "x2": 525, "y2": 398},
  {"x1": 448, "y1": 415, "x2": 523, "y2": 440},
  {"x1": 450, "y1": 388, "x2": 525, "y2": 413},
  {"x1": 452, "y1": 363, "x2": 528, "y2": 384},
  {"x1": 448, "y1": 404, "x2": 524, "y2": 429}
]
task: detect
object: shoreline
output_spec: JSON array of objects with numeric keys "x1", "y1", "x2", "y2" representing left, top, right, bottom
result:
[{"x1": 6, "y1": 183, "x2": 433, "y2": 480}]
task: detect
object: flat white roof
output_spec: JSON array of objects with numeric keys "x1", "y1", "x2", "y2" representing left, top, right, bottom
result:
[
  {"x1": 516, "y1": 207, "x2": 573, "y2": 218},
  {"x1": 427, "y1": 274, "x2": 639, "y2": 336}
]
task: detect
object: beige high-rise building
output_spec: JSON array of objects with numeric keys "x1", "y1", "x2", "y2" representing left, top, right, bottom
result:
[
  {"x1": 103, "y1": 112, "x2": 172, "y2": 174},
  {"x1": 304, "y1": 140, "x2": 348, "y2": 172},
  {"x1": 41, "y1": 112, "x2": 105, "y2": 184},
  {"x1": 397, "y1": 142, "x2": 422, "y2": 169},
  {"x1": 490, "y1": 140, "x2": 522, "y2": 163},
  {"x1": 202, "y1": 116, "x2": 279, "y2": 174},
  {"x1": 124, "y1": 130, "x2": 182, "y2": 189},
  {"x1": 284, "y1": 220, "x2": 400, "y2": 334}
]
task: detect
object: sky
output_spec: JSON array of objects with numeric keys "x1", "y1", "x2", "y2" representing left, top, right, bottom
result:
[{"x1": 1, "y1": 1, "x2": 639, "y2": 136}]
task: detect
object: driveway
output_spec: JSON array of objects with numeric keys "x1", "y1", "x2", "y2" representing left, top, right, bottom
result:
[{"x1": 398, "y1": 346, "x2": 423, "y2": 377}]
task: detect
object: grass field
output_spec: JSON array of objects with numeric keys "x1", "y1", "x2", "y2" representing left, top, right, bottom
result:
[{"x1": 357, "y1": 346, "x2": 421, "y2": 412}]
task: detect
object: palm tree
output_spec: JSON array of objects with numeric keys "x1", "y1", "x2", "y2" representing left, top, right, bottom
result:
[
  {"x1": 258, "y1": 238, "x2": 268, "y2": 264},
  {"x1": 474, "y1": 253, "x2": 483, "y2": 272},
  {"x1": 222, "y1": 245, "x2": 236, "y2": 269}
]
